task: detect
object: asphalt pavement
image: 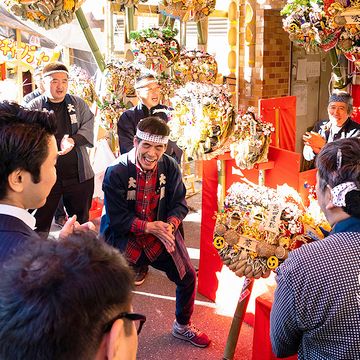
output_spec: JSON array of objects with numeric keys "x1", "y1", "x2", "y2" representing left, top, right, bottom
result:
[
  {"x1": 50, "y1": 182, "x2": 255, "y2": 360},
  {"x1": 132, "y1": 184, "x2": 254, "y2": 360}
]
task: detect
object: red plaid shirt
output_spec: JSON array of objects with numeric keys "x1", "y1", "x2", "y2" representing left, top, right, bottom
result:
[{"x1": 126, "y1": 164, "x2": 181, "y2": 263}]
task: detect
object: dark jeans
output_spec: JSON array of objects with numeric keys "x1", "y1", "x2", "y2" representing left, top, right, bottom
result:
[
  {"x1": 34, "y1": 177, "x2": 94, "y2": 234},
  {"x1": 136, "y1": 251, "x2": 196, "y2": 325},
  {"x1": 54, "y1": 196, "x2": 66, "y2": 220}
]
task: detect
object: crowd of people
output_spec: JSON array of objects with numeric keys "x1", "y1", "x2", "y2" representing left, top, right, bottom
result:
[{"x1": 0, "y1": 61, "x2": 359, "y2": 359}]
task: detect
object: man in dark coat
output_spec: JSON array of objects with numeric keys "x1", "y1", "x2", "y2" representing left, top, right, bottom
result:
[
  {"x1": 303, "y1": 91, "x2": 360, "y2": 163},
  {"x1": 117, "y1": 72, "x2": 182, "y2": 162},
  {"x1": 101, "y1": 117, "x2": 210, "y2": 348},
  {"x1": 0, "y1": 101, "x2": 57, "y2": 263}
]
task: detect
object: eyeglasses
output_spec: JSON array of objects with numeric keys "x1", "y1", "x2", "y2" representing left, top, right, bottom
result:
[{"x1": 103, "y1": 312, "x2": 147, "y2": 335}]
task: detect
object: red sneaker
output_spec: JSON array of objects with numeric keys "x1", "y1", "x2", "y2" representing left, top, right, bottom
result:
[{"x1": 172, "y1": 321, "x2": 210, "y2": 348}]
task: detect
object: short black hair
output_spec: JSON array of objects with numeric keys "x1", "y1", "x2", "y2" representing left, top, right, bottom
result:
[
  {"x1": 0, "y1": 101, "x2": 57, "y2": 199},
  {"x1": 137, "y1": 116, "x2": 170, "y2": 138},
  {"x1": 316, "y1": 137, "x2": 360, "y2": 217},
  {"x1": 42, "y1": 61, "x2": 69, "y2": 77},
  {"x1": 0, "y1": 231, "x2": 134, "y2": 360}
]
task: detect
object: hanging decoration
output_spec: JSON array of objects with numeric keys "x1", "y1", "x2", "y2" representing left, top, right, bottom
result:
[
  {"x1": 157, "y1": 72, "x2": 182, "y2": 106},
  {"x1": 229, "y1": 109, "x2": 274, "y2": 170},
  {"x1": 5, "y1": 0, "x2": 86, "y2": 29},
  {"x1": 337, "y1": 22, "x2": 360, "y2": 62},
  {"x1": 213, "y1": 182, "x2": 331, "y2": 279},
  {"x1": 281, "y1": 0, "x2": 343, "y2": 53},
  {"x1": 107, "y1": 0, "x2": 146, "y2": 8},
  {"x1": 173, "y1": 49, "x2": 218, "y2": 85},
  {"x1": 168, "y1": 82, "x2": 235, "y2": 161},
  {"x1": 159, "y1": 0, "x2": 216, "y2": 22},
  {"x1": 97, "y1": 60, "x2": 145, "y2": 132},
  {"x1": 281, "y1": 0, "x2": 360, "y2": 63},
  {"x1": 130, "y1": 27, "x2": 180, "y2": 70},
  {"x1": 68, "y1": 65, "x2": 97, "y2": 108}
]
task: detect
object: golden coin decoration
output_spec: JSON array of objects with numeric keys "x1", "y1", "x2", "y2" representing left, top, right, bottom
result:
[
  {"x1": 213, "y1": 236, "x2": 225, "y2": 250},
  {"x1": 5, "y1": 0, "x2": 85, "y2": 29},
  {"x1": 212, "y1": 182, "x2": 330, "y2": 279}
]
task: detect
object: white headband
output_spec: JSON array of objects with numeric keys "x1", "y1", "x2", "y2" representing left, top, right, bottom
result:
[
  {"x1": 136, "y1": 128, "x2": 169, "y2": 144},
  {"x1": 331, "y1": 182, "x2": 358, "y2": 207},
  {"x1": 135, "y1": 78, "x2": 158, "y2": 89},
  {"x1": 43, "y1": 70, "x2": 69, "y2": 77}
]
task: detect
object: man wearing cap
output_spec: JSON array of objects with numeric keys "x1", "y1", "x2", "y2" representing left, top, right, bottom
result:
[
  {"x1": 100, "y1": 116, "x2": 210, "y2": 348},
  {"x1": 303, "y1": 91, "x2": 360, "y2": 163},
  {"x1": 117, "y1": 72, "x2": 182, "y2": 162},
  {"x1": 27, "y1": 62, "x2": 94, "y2": 235}
]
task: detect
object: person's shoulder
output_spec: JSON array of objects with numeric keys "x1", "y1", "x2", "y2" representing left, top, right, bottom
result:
[
  {"x1": 0, "y1": 214, "x2": 37, "y2": 236},
  {"x1": 161, "y1": 153, "x2": 180, "y2": 170},
  {"x1": 347, "y1": 118, "x2": 360, "y2": 130},
  {"x1": 23, "y1": 89, "x2": 41, "y2": 104},
  {"x1": 120, "y1": 106, "x2": 137, "y2": 118},
  {"x1": 27, "y1": 94, "x2": 46, "y2": 109},
  {"x1": 108, "y1": 151, "x2": 133, "y2": 172},
  {"x1": 67, "y1": 94, "x2": 89, "y2": 108}
]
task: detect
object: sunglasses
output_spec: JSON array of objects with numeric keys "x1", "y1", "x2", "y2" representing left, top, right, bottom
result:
[{"x1": 103, "y1": 312, "x2": 146, "y2": 335}]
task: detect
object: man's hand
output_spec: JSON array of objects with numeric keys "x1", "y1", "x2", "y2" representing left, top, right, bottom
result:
[
  {"x1": 302, "y1": 131, "x2": 326, "y2": 154},
  {"x1": 145, "y1": 221, "x2": 175, "y2": 253},
  {"x1": 58, "y1": 134, "x2": 75, "y2": 155},
  {"x1": 59, "y1": 215, "x2": 96, "y2": 239}
]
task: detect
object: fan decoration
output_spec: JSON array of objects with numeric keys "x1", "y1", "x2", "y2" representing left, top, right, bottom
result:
[
  {"x1": 97, "y1": 60, "x2": 145, "y2": 133},
  {"x1": 108, "y1": 0, "x2": 146, "y2": 7},
  {"x1": 168, "y1": 82, "x2": 235, "y2": 161},
  {"x1": 68, "y1": 65, "x2": 97, "y2": 108},
  {"x1": 130, "y1": 27, "x2": 180, "y2": 70},
  {"x1": 338, "y1": 22, "x2": 360, "y2": 62},
  {"x1": 213, "y1": 182, "x2": 330, "y2": 279},
  {"x1": 157, "y1": 72, "x2": 182, "y2": 106},
  {"x1": 173, "y1": 49, "x2": 218, "y2": 85},
  {"x1": 281, "y1": 0, "x2": 344, "y2": 53},
  {"x1": 228, "y1": 109, "x2": 274, "y2": 170},
  {"x1": 159, "y1": 0, "x2": 216, "y2": 22},
  {"x1": 5, "y1": 0, "x2": 85, "y2": 29},
  {"x1": 282, "y1": 0, "x2": 360, "y2": 63}
]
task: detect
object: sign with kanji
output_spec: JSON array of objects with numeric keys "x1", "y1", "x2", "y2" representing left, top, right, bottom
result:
[{"x1": 0, "y1": 38, "x2": 52, "y2": 67}]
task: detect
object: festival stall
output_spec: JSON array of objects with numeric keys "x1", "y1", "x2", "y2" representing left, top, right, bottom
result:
[{"x1": 1, "y1": 2, "x2": 347, "y2": 359}]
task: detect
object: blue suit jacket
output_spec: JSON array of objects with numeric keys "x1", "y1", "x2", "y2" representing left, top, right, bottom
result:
[{"x1": 0, "y1": 215, "x2": 40, "y2": 264}]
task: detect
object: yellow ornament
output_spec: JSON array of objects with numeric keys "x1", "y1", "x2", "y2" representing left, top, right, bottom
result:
[
  {"x1": 213, "y1": 236, "x2": 225, "y2": 250},
  {"x1": 267, "y1": 256, "x2": 279, "y2": 269},
  {"x1": 63, "y1": 0, "x2": 75, "y2": 11}
]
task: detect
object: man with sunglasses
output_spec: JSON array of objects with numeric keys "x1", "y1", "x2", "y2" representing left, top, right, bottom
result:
[{"x1": 0, "y1": 230, "x2": 143, "y2": 360}]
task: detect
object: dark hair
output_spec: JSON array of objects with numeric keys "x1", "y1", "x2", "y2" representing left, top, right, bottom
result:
[
  {"x1": 42, "y1": 62, "x2": 69, "y2": 77},
  {"x1": 0, "y1": 101, "x2": 57, "y2": 200},
  {"x1": 316, "y1": 137, "x2": 360, "y2": 217},
  {"x1": 0, "y1": 231, "x2": 134, "y2": 360},
  {"x1": 136, "y1": 116, "x2": 170, "y2": 140}
]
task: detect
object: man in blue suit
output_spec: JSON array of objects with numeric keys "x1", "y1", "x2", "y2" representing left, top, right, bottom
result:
[
  {"x1": 0, "y1": 102, "x2": 92, "y2": 263},
  {"x1": 0, "y1": 101, "x2": 58, "y2": 263}
]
